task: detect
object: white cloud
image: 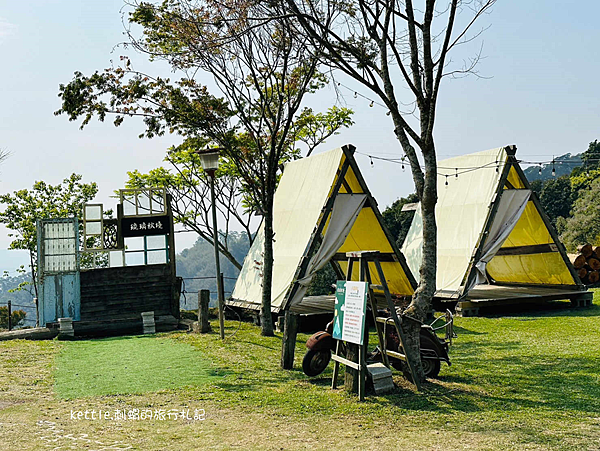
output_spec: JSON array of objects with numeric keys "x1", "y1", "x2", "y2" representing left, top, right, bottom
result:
[{"x1": 0, "y1": 17, "x2": 17, "y2": 41}]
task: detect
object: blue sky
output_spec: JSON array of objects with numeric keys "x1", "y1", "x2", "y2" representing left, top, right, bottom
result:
[{"x1": 1, "y1": 1, "x2": 599, "y2": 271}]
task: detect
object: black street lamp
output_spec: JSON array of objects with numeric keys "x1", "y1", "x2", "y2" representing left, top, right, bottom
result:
[{"x1": 196, "y1": 146, "x2": 225, "y2": 339}]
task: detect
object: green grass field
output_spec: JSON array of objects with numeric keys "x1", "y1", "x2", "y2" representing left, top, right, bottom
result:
[
  {"x1": 54, "y1": 335, "x2": 219, "y2": 399},
  {"x1": 0, "y1": 293, "x2": 599, "y2": 450}
]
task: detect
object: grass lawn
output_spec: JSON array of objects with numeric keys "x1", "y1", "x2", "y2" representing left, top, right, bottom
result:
[
  {"x1": 0, "y1": 292, "x2": 599, "y2": 450},
  {"x1": 54, "y1": 335, "x2": 219, "y2": 399}
]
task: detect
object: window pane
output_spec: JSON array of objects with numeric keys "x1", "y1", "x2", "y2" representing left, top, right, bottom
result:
[
  {"x1": 125, "y1": 251, "x2": 145, "y2": 266},
  {"x1": 147, "y1": 250, "x2": 167, "y2": 265},
  {"x1": 109, "y1": 251, "x2": 124, "y2": 267},
  {"x1": 125, "y1": 237, "x2": 144, "y2": 251},
  {"x1": 137, "y1": 192, "x2": 151, "y2": 215},
  {"x1": 85, "y1": 205, "x2": 102, "y2": 220},
  {"x1": 146, "y1": 235, "x2": 166, "y2": 250},
  {"x1": 151, "y1": 191, "x2": 165, "y2": 214},
  {"x1": 123, "y1": 193, "x2": 136, "y2": 216},
  {"x1": 86, "y1": 221, "x2": 102, "y2": 236}
]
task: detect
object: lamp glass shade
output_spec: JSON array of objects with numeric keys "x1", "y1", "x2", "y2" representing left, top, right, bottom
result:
[{"x1": 198, "y1": 151, "x2": 220, "y2": 172}]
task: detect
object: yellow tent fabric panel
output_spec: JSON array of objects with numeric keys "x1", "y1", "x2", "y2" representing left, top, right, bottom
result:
[
  {"x1": 487, "y1": 253, "x2": 575, "y2": 285},
  {"x1": 338, "y1": 165, "x2": 365, "y2": 194},
  {"x1": 501, "y1": 201, "x2": 553, "y2": 247},
  {"x1": 506, "y1": 165, "x2": 526, "y2": 188},
  {"x1": 338, "y1": 208, "x2": 394, "y2": 253},
  {"x1": 338, "y1": 260, "x2": 414, "y2": 296}
]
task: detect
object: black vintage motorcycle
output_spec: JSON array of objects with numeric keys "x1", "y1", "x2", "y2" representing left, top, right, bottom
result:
[{"x1": 302, "y1": 310, "x2": 454, "y2": 378}]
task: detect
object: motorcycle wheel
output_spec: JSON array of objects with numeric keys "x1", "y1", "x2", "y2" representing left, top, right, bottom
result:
[{"x1": 302, "y1": 349, "x2": 332, "y2": 377}]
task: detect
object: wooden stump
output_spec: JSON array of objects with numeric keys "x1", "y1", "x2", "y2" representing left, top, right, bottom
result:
[
  {"x1": 578, "y1": 244, "x2": 593, "y2": 258},
  {"x1": 573, "y1": 254, "x2": 587, "y2": 269},
  {"x1": 588, "y1": 258, "x2": 600, "y2": 271},
  {"x1": 197, "y1": 290, "x2": 211, "y2": 333},
  {"x1": 344, "y1": 343, "x2": 360, "y2": 393},
  {"x1": 280, "y1": 310, "x2": 298, "y2": 370},
  {"x1": 588, "y1": 270, "x2": 600, "y2": 284}
]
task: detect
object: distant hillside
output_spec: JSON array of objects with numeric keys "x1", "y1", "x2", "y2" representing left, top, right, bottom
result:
[
  {"x1": 523, "y1": 153, "x2": 582, "y2": 182},
  {"x1": 176, "y1": 232, "x2": 251, "y2": 309}
]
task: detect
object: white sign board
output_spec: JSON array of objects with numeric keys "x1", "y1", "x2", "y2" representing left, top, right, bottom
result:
[{"x1": 340, "y1": 281, "x2": 368, "y2": 345}]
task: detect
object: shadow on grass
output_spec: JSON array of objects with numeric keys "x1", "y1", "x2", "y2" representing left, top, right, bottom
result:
[{"x1": 477, "y1": 300, "x2": 600, "y2": 319}]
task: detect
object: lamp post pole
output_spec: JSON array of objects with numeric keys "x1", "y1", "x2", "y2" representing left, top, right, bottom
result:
[{"x1": 208, "y1": 169, "x2": 225, "y2": 339}]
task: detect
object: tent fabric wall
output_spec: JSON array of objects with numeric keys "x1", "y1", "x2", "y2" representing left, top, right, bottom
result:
[
  {"x1": 289, "y1": 193, "x2": 367, "y2": 307},
  {"x1": 402, "y1": 147, "x2": 508, "y2": 293},
  {"x1": 487, "y1": 200, "x2": 577, "y2": 286},
  {"x1": 472, "y1": 189, "x2": 531, "y2": 288},
  {"x1": 402, "y1": 144, "x2": 580, "y2": 296},
  {"x1": 231, "y1": 148, "x2": 343, "y2": 309},
  {"x1": 231, "y1": 146, "x2": 415, "y2": 312}
]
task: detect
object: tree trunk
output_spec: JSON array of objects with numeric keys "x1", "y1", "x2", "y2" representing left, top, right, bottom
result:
[
  {"x1": 260, "y1": 204, "x2": 275, "y2": 337},
  {"x1": 403, "y1": 144, "x2": 438, "y2": 384}
]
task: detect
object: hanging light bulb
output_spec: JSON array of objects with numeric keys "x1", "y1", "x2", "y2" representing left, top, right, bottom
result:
[
  {"x1": 552, "y1": 159, "x2": 556, "y2": 176},
  {"x1": 495, "y1": 160, "x2": 499, "y2": 173},
  {"x1": 538, "y1": 164, "x2": 542, "y2": 175},
  {"x1": 337, "y1": 82, "x2": 341, "y2": 86},
  {"x1": 354, "y1": 92, "x2": 357, "y2": 99},
  {"x1": 455, "y1": 168, "x2": 458, "y2": 178},
  {"x1": 386, "y1": 111, "x2": 391, "y2": 116},
  {"x1": 402, "y1": 162, "x2": 405, "y2": 171},
  {"x1": 369, "y1": 100, "x2": 374, "y2": 107},
  {"x1": 370, "y1": 156, "x2": 374, "y2": 167},
  {"x1": 445, "y1": 175, "x2": 449, "y2": 186}
]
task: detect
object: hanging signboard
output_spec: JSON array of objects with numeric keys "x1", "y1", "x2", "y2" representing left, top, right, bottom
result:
[
  {"x1": 121, "y1": 215, "x2": 171, "y2": 238},
  {"x1": 332, "y1": 280, "x2": 368, "y2": 345}
]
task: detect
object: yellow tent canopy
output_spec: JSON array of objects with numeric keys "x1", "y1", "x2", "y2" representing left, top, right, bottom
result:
[
  {"x1": 230, "y1": 145, "x2": 416, "y2": 314},
  {"x1": 402, "y1": 145, "x2": 584, "y2": 300}
]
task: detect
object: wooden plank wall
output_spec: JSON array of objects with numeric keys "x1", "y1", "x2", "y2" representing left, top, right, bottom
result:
[{"x1": 79, "y1": 264, "x2": 181, "y2": 322}]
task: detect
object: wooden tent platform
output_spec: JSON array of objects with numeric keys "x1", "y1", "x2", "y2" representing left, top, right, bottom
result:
[
  {"x1": 445, "y1": 285, "x2": 593, "y2": 317},
  {"x1": 228, "y1": 294, "x2": 398, "y2": 316},
  {"x1": 229, "y1": 284, "x2": 593, "y2": 319}
]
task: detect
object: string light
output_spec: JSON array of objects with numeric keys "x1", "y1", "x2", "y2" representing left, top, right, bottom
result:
[
  {"x1": 386, "y1": 111, "x2": 391, "y2": 116},
  {"x1": 445, "y1": 175, "x2": 449, "y2": 186},
  {"x1": 370, "y1": 156, "x2": 374, "y2": 167},
  {"x1": 538, "y1": 165, "x2": 542, "y2": 175},
  {"x1": 354, "y1": 92, "x2": 357, "y2": 99},
  {"x1": 455, "y1": 168, "x2": 458, "y2": 178},
  {"x1": 552, "y1": 158, "x2": 556, "y2": 176},
  {"x1": 369, "y1": 101, "x2": 374, "y2": 108}
]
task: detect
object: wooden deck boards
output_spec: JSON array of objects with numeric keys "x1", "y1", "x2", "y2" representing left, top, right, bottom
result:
[{"x1": 228, "y1": 284, "x2": 593, "y2": 318}]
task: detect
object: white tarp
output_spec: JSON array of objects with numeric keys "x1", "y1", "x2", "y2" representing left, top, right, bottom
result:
[
  {"x1": 231, "y1": 148, "x2": 344, "y2": 309},
  {"x1": 472, "y1": 189, "x2": 531, "y2": 289},
  {"x1": 289, "y1": 193, "x2": 367, "y2": 307},
  {"x1": 402, "y1": 147, "x2": 508, "y2": 294}
]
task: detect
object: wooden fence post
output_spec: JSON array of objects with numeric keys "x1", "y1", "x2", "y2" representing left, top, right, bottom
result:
[
  {"x1": 7, "y1": 300, "x2": 12, "y2": 331},
  {"x1": 198, "y1": 289, "x2": 211, "y2": 333},
  {"x1": 280, "y1": 310, "x2": 298, "y2": 369}
]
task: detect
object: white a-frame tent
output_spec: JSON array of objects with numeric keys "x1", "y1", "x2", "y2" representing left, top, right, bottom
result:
[
  {"x1": 230, "y1": 145, "x2": 417, "y2": 314},
  {"x1": 401, "y1": 145, "x2": 590, "y2": 311}
]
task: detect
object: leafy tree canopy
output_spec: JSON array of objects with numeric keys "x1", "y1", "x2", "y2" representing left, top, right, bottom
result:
[
  {"x1": 382, "y1": 193, "x2": 419, "y2": 249},
  {"x1": 558, "y1": 177, "x2": 600, "y2": 251}
]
